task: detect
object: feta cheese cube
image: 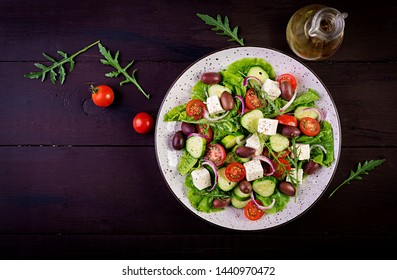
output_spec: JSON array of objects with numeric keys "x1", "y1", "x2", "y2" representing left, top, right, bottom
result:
[
  {"x1": 243, "y1": 159, "x2": 264, "y2": 181},
  {"x1": 286, "y1": 168, "x2": 304, "y2": 185},
  {"x1": 206, "y1": 95, "x2": 225, "y2": 115},
  {"x1": 262, "y1": 79, "x2": 281, "y2": 101},
  {"x1": 191, "y1": 167, "x2": 212, "y2": 190},
  {"x1": 245, "y1": 133, "x2": 264, "y2": 155},
  {"x1": 292, "y1": 143, "x2": 311, "y2": 160},
  {"x1": 257, "y1": 118, "x2": 278, "y2": 135}
]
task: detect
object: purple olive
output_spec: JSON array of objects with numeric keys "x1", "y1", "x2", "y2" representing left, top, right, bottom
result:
[
  {"x1": 172, "y1": 131, "x2": 185, "y2": 150},
  {"x1": 212, "y1": 197, "x2": 231, "y2": 208},
  {"x1": 238, "y1": 180, "x2": 253, "y2": 194},
  {"x1": 279, "y1": 181, "x2": 296, "y2": 196},
  {"x1": 303, "y1": 160, "x2": 320, "y2": 175},
  {"x1": 220, "y1": 91, "x2": 235, "y2": 111},
  {"x1": 181, "y1": 122, "x2": 196, "y2": 136},
  {"x1": 235, "y1": 146, "x2": 256, "y2": 158},
  {"x1": 281, "y1": 125, "x2": 301, "y2": 138},
  {"x1": 201, "y1": 72, "x2": 222, "y2": 85},
  {"x1": 280, "y1": 80, "x2": 293, "y2": 101}
]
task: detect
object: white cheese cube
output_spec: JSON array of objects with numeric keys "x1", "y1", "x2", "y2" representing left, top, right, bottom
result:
[
  {"x1": 286, "y1": 168, "x2": 304, "y2": 185},
  {"x1": 206, "y1": 95, "x2": 225, "y2": 115},
  {"x1": 191, "y1": 167, "x2": 212, "y2": 190},
  {"x1": 243, "y1": 159, "x2": 264, "y2": 181},
  {"x1": 257, "y1": 118, "x2": 278, "y2": 135},
  {"x1": 293, "y1": 143, "x2": 311, "y2": 161},
  {"x1": 245, "y1": 133, "x2": 264, "y2": 155},
  {"x1": 262, "y1": 79, "x2": 281, "y2": 101}
]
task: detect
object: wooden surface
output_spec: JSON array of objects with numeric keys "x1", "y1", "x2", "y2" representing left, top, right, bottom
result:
[{"x1": 1, "y1": 0, "x2": 396, "y2": 260}]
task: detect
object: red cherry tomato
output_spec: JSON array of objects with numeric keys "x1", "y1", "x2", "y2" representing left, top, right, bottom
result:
[
  {"x1": 91, "y1": 85, "x2": 114, "y2": 107},
  {"x1": 299, "y1": 117, "x2": 321, "y2": 137},
  {"x1": 133, "y1": 112, "x2": 155, "y2": 134},
  {"x1": 276, "y1": 114, "x2": 298, "y2": 127},
  {"x1": 273, "y1": 158, "x2": 291, "y2": 179},
  {"x1": 277, "y1": 73, "x2": 297, "y2": 92},
  {"x1": 225, "y1": 162, "x2": 246, "y2": 182},
  {"x1": 244, "y1": 200, "x2": 265, "y2": 221},
  {"x1": 244, "y1": 88, "x2": 263, "y2": 110},
  {"x1": 186, "y1": 99, "x2": 206, "y2": 120},
  {"x1": 204, "y1": 144, "x2": 227, "y2": 167},
  {"x1": 196, "y1": 124, "x2": 213, "y2": 143}
]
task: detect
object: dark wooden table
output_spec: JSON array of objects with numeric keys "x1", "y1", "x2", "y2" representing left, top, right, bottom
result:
[{"x1": 1, "y1": 0, "x2": 396, "y2": 260}]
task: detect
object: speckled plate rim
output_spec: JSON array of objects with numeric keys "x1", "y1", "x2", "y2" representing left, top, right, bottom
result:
[{"x1": 155, "y1": 46, "x2": 341, "y2": 231}]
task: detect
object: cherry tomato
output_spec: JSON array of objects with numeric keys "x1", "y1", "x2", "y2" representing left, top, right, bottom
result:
[
  {"x1": 225, "y1": 162, "x2": 246, "y2": 182},
  {"x1": 277, "y1": 73, "x2": 297, "y2": 92},
  {"x1": 276, "y1": 114, "x2": 298, "y2": 127},
  {"x1": 273, "y1": 158, "x2": 291, "y2": 179},
  {"x1": 204, "y1": 144, "x2": 227, "y2": 167},
  {"x1": 196, "y1": 124, "x2": 213, "y2": 143},
  {"x1": 299, "y1": 117, "x2": 321, "y2": 137},
  {"x1": 186, "y1": 99, "x2": 206, "y2": 120},
  {"x1": 244, "y1": 88, "x2": 263, "y2": 110},
  {"x1": 274, "y1": 149, "x2": 291, "y2": 159},
  {"x1": 91, "y1": 85, "x2": 114, "y2": 107},
  {"x1": 133, "y1": 112, "x2": 155, "y2": 134},
  {"x1": 244, "y1": 200, "x2": 265, "y2": 221}
]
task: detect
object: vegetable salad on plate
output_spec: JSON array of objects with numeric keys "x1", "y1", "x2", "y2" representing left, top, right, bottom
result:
[{"x1": 163, "y1": 57, "x2": 334, "y2": 221}]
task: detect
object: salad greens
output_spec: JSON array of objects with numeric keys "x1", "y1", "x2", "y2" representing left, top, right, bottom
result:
[{"x1": 164, "y1": 57, "x2": 336, "y2": 219}]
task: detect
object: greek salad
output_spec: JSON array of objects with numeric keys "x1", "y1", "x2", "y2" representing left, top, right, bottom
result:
[{"x1": 164, "y1": 57, "x2": 334, "y2": 221}]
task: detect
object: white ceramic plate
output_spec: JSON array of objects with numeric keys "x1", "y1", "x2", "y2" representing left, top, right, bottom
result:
[{"x1": 155, "y1": 46, "x2": 341, "y2": 231}]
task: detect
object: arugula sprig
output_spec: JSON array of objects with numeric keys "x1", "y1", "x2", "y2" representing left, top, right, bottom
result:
[
  {"x1": 98, "y1": 43, "x2": 150, "y2": 99},
  {"x1": 328, "y1": 159, "x2": 385, "y2": 198},
  {"x1": 196, "y1": 13, "x2": 244, "y2": 46},
  {"x1": 24, "y1": 40, "x2": 100, "y2": 85}
]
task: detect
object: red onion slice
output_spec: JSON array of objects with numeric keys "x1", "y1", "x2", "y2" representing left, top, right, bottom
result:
[
  {"x1": 203, "y1": 110, "x2": 229, "y2": 122},
  {"x1": 253, "y1": 155, "x2": 275, "y2": 176},
  {"x1": 234, "y1": 95, "x2": 245, "y2": 116},
  {"x1": 202, "y1": 159, "x2": 218, "y2": 191},
  {"x1": 280, "y1": 91, "x2": 297, "y2": 112},
  {"x1": 310, "y1": 144, "x2": 327, "y2": 154},
  {"x1": 303, "y1": 107, "x2": 327, "y2": 122},
  {"x1": 250, "y1": 192, "x2": 276, "y2": 211},
  {"x1": 243, "y1": 76, "x2": 262, "y2": 87}
]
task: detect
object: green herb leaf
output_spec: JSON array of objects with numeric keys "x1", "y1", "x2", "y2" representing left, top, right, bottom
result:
[
  {"x1": 196, "y1": 13, "x2": 244, "y2": 46},
  {"x1": 98, "y1": 42, "x2": 150, "y2": 99},
  {"x1": 328, "y1": 159, "x2": 385, "y2": 198}
]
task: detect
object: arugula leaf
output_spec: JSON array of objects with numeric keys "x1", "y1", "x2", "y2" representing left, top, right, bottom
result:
[
  {"x1": 196, "y1": 13, "x2": 244, "y2": 46},
  {"x1": 328, "y1": 159, "x2": 385, "y2": 198},
  {"x1": 98, "y1": 43, "x2": 150, "y2": 99},
  {"x1": 25, "y1": 40, "x2": 100, "y2": 85}
]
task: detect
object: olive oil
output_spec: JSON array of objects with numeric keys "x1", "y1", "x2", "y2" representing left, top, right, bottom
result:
[{"x1": 286, "y1": 4, "x2": 348, "y2": 60}]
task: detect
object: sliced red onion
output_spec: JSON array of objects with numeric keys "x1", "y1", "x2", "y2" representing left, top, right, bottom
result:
[
  {"x1": 243, "y1": 76, "x2": 262, "y2": 87},
  {"x1": 250, "y1": 192, "x2": 276, "y2": 211},
  {"x1": 234, "y1": 95, "x2": 245, "y2": 116},
  {"x1": 253, "y1": 155, "x2": 275, "y2": 176},
  {"x1": 310, "y1": 144, "x2": 327, "y2": 154},
  {"x1": 303, "y1": 107, "x2": 327, "y2": 122},
  {"x1": 202, "y1": 159, "x2": 218, "y2": 191},
  {"x1": 280, "y1": 91, "x2": 297, "y2": 112},
  {"x1": 203, "y1": 110, "x2": 229, "y2": 122}
]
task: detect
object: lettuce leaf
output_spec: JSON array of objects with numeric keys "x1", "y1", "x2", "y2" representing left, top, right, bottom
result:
[
  {"x1": 177, "y1": 149, "x2": 198, "y2": 175},
  {"x1": 256, "y1": 188, "x2": 290, "y2": 214},
  {"x1": 191, "y1": 80, "x2": 209, "y2": 101}
]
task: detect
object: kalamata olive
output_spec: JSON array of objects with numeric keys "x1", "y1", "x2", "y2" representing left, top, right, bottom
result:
[
  {"x1": 281, "y1": 125, "x2": 301, "y2": 138},
  {"x1": 280, "y1": 80, "x2": 293, "y2": 101},
  {"x1": 303, "y1": 160, "x2": 320, "y2": 175},
  {"x1": 235, "y1": 146, "x2": 256, "y2": 158},
  {"x1": 212, "y1": 197, "x2": 231, "y2": 208},
  {"x1": 172, "y1": 130, "x2": 185, "y2": 150},
  {"x1": 279, "y1": 181, "x2": 296, "y2": 196},
  {"x1": 238, "y1": 180, "x2": 253, "y2": 194},
  {"x1": 220, "y1": 91, "x2": 235, "y2": 111},
  {"x1": 201, "y1": 72, "x2": 222, "y2": 85},
  {"x1": 181, "y1": 122, "x2": 197, "y2": 136}
]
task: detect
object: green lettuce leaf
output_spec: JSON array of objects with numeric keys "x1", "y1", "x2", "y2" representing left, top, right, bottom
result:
[
  {"x1": 191, "y1": 80, "x2": 209, "y2": 101},
  {"x1": 256, "y1": 188, "x2": 290, "y2": 214},
  {"x1": 177, "y1": 149, "x2": 198, "y2": 175}
]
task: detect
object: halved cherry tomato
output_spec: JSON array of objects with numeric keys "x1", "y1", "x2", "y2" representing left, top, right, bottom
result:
[
  {"x1": 273, "y1": 158, "x2": 291, "y2": 179},
  {"x1": 196, "y1": 123, "x2": 213, "y2": 143},
  {"x1": 244, "y1": 88, "x2": 263, "y2": 110},
  {"x1": 225, "y1": 162, "x2": 246, "y2": 182},
  {"x1": 204, "y1": 144, "x2": 226, "y2": 167},
  {"x1": 299, "y1": 117, "x2": 321, "y2": 137},
  {"x1": 277, "y1": 73, "x2": 297, "y2": 92},
  {"x1": 244, "y1": 200, "x2": 265, "y2": 221},
  {"x1": 186, "y1": 99, "x2": 206, "y2": 120},
  {"x1": 276, "y1": 114, "x2": 298, "y2": 127}
]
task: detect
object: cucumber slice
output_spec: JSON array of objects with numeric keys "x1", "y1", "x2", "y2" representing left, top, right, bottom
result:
[
  {"x1": 294, "y1": 106, "x2": 319, "y2": 121},
  {"x1": 241, "y1": 109, "x2": 264, "y2": 133},
  {"x1": 231, "y1": 194, "x2": 250, "y2": 209},
  {"x1": 221, "y1": 134, "x2": 245, "y2": 149},
  {"x1": 247, "y1": 66, "x2": 269, "y2": 84},
  {"x1": 252, "y1": 177, "x2": 277, "y2": 197},
  {"x1": 225, "y1": 151, "x2": 236, "y2": 164},
  {"x1": 186, "y1": 136, "x2": 207, "y2": 158},
  {"x1": 217, "y1": 167, "x2": 237, "y2": 191},
  {"x1": 208, "y1": 84, "x2": 232, "y2": 98},
  {"x1": 269, "y1": 133, "x2": 290, "y2": 152},
  {"x1": 233, "y1": 186, "x2": 251, "y2": 200}
]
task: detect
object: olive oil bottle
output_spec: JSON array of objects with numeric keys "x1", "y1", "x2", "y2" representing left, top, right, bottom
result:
[{"x1": 286, "y1": 4, "x2": 348, "y2": 60}]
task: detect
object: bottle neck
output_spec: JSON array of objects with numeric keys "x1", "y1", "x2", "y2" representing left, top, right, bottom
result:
[{"x1": 306, "y1": 7, "x2": 348, "y2": 41}]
